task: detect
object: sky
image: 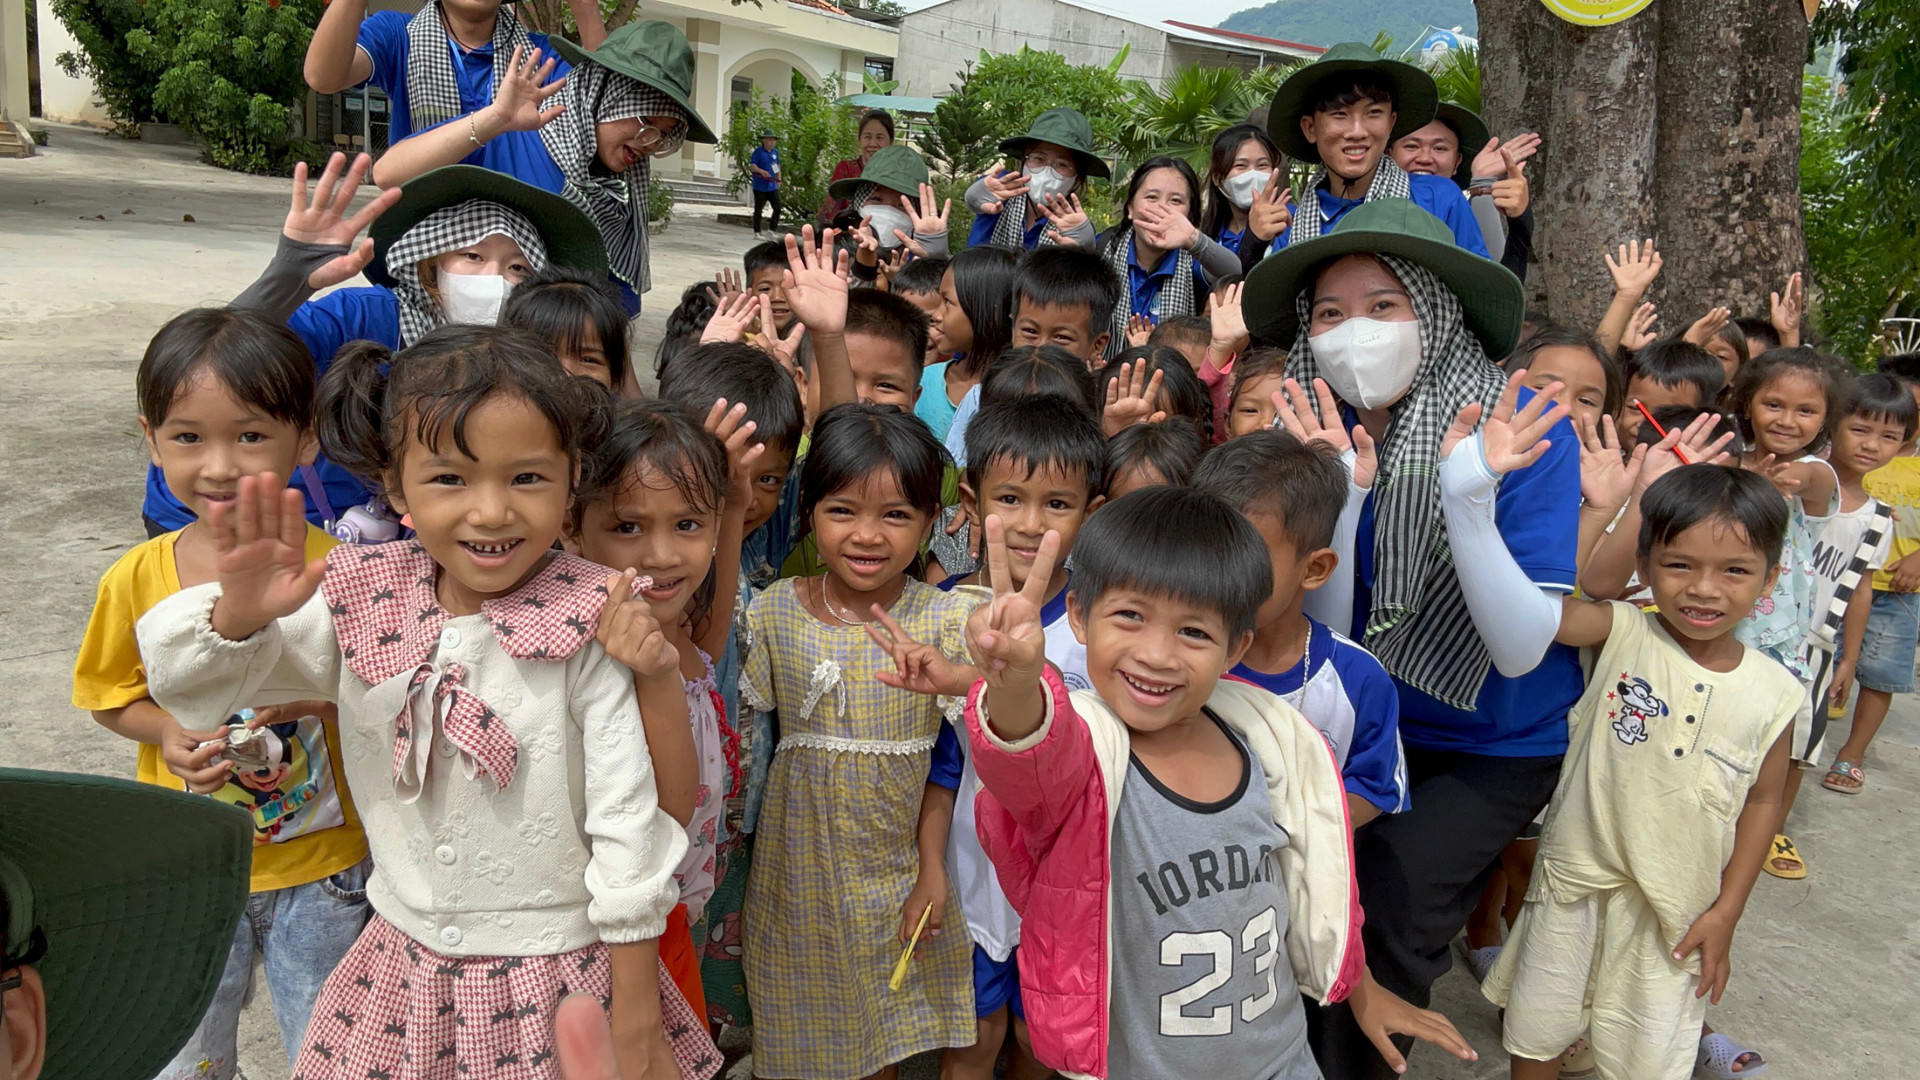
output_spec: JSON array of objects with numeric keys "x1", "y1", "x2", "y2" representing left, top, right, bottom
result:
[{"x1": 902, "y1": 0, "x2": 1260, "y2": 32}]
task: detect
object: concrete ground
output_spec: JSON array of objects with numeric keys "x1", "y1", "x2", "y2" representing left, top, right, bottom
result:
[{"x1": 3, "y1": 127, "x2": 1914, "y2": 1080}]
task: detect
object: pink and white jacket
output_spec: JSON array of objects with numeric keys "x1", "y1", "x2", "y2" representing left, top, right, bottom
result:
[{"x1": 965, "y1": 666, "x2": 1366, "y2": 1080}]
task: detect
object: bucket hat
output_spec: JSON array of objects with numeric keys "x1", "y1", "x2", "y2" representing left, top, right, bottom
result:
[
  {"x1": 1266, "y1": 42, "x2": 1439, "y2": 164},
  {"x1": 553, "y1": 21, "x2": 716, "y2": 144},
  {"x1": 1432, "y1": 102, "x2": 1491, "y2": 187},
  {"x1": 997, "y1": 107, "x2": 1111, "y2": 180},
  {"x1": 368, "y1": 165, "x2": 608, "y2": 288},
  {"x1": 1241, "y1": 198, "x2": 1524, "y2": 357},
  {"x1": 0, "y1": 768, "x2": 251, "y2": 1080},
  {"x1": 758, "y1": 130, "x2": 779, "y2": 140},
  {"x1": 829, "y1": 144, "x2": 930, "y2": 199}
]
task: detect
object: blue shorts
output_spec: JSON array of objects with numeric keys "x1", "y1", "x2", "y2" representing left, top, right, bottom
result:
[
  {"x1": 1857, "y1": 590, "x2": 1920, "y2": 694},
  {"x1": 972, "y1": 944, "x2": 1024, "y2": 1019}
]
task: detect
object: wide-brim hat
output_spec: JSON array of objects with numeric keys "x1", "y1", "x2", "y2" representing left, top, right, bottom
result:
[
  {"x1": 829, "y1": 144, "x2": 929, "y2": 199},
  {"x1": 996, "y1": 106, "x2": 1111, "y2": 180},
  {"x1": 1242, "y1": 198, "x2": 1524, "y2": 358},
  {"x1": 0, "y1": 768, "x2": 251, "y2": 1080},
  {"x1": 1433, "y1": 102, "x2": 1491, "y2": 187},
  {"x1": 553, "y1": 20, "x2": 716, "y2": 144},
  {"x1": 368, "y1": 165, "x2": 609, "y2": 288},
  {"x1": 1266, "y1": 41, "x2": 1439, "y2": 164},
  {"x1": 757, "y1": 130, "x2": 778, "y2": 140}
]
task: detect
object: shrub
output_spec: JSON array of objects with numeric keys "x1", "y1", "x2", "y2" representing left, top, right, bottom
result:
[
  {"x1": 720, "y1": 73, "x2": 860, "y2": 223},
  {"x1": 49, "y1": 0, "x2": 162, "y2": 131},
  {"x1": 132, "y1": 0, "x2": 320, "y2": 173}
]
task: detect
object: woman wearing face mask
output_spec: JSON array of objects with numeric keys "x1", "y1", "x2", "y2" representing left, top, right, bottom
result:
[
  {"x1": 1094, "y1": 156, "x2": 1242, "y2": 360},
  {"x1": 1200, "y1": 123, "x2": 1285, "y2": 258},
  {"x1": 370, "y1": 21, "x2": 713, "y2": 315},
  {"x1": 1242, "y1": 197, "x2": 1584, "y2": 1080},
  {"x1": 829, "y1": 144, "x2": 952, "y2": 280},
  {"x1": 819, "y1": 108, "x2": 896, "y2": 222},
  {"x1": 965, "y1": 107, "x2": 1108, "y2": 252}
]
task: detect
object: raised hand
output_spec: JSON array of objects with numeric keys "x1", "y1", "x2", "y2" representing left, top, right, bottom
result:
[
  {"x1": 1577, "y1": 413, "x2": 1640, "y2": 512},
  {"x1": 1622, "y1": 301, "x2": 1661, "y2": 352},
  {"x1": 1684, "y1": 305, "x2": 1732, "y2": 348},
  {"x1": 1208, "y1": 282, "x2": 1249, "y2": 354},
  {"x1": 981, "y1": 167, "x2": 1029, "y2": 214},
  {"x1": 782, "y1": 225, "x2": 850, "y2": 333},
  {"x1": 902, "y1": 182, "x2": 951, "y2": 245},
  {"x1": 1441, "y1": 370, "x2": 1568, "y2": 475},
  {"x1": 1770, "y1": 271, "x2": 1804, "y2": 348},
  {"x1": 1605, "y1": 238, "x2": 1662, "y2": 298},
  {"x1": 595, "y1": 570, "x2": 679, "y2": 681},
  {"x1": 1103, "y1": 360, "x2": 1168, "y2": 436},
  {"x1": 1035, "y1": 192, "x2": 1089, "y2": 238},
  {"x1": 876, "y1": 246, "x2": 909, "y2": 293},
  {"x1": 703, "y1": 398, "x2": 766, "y2": 509},
  {"x1": 485, "y1": 45, "x2": 566, "y2": 133},
  {"x1": 1125, "y1": 313, "x2": 1154, "y2": 349},
  {"x1": 964, "y1": 517, "x2": 1061, "y2": 691},
  {"x1": 700, "y1": 289, "x2": 761, "y2": 344},
  {"x1": 1634, "y1": 410, "x2": 1737, "y2": 494},
  {"x1": 1135, "y1": 202, "x2": 1197, "y2": 254},
  {"x1": 1270, "y1": 377, "x2": 1378, "y2": 488},
  {"x1": 1248, "y1": 179, "x2": 1293, "y2": 243},
  {"x1": 866, "y1": 606, "x2": 978, "y2": 697},
  {"x1": 713, "y1": 267, "x2": 744, "y2": 302},
  {"x1": 1490, "y1": 147, "x2": 1529, "y2": 219},
  {"x1": 1471, "y1": 131, "x2": 1540, "y2": 181},
  {"x1": 284, "y1": 152, "x2": 403, "y2": 289},
  {"x1": 207, "y1": 474, "x2": 328, "y2": 641}
]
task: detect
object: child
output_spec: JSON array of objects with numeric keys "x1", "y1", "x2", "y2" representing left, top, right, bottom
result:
[
  {"x1": 1103, "y1": 420, "x2": 1206, "y2": 499},
  {"x1": 737, "y1": 403, "x2": 981, "y2": 1078},
  {"x1": 1225, "y1": 347, "x2": 1292, "y2": 437},
  {"x1": 841, "y1": 288, "x2": 932, "y2": 413},
  {"x1": 1192, "y1": 430, "x2": 1409, "y2": 829},
  {"x1": 745, "y1": 239, "x2": 794, "y2": 330},
  {"x1": 1148, "y1": 314, "x2": 1213, "y2": 372},
  {"x1": 654, "y1": 279, "x2": 721, "y2": 382},
  {"x1": 73, "y1": 307, "x2": 371, "y2": 1079},
  {"x1": 1485, "y1": 466, "x2": 1804, "y2": 1080},
  {"x1": 1100, "y1": 346, "x2": 1213, "y2": 444},
  {"x1": 134, "y1": 324, "x2": 716, "y2": 1080},
  {"x1": 1096, "y1": 157, "x2": 1241, "y2": 360},
  {"x1": 889, "y1": 254, "x2": 951, "y2": 365},
  {"x1": 921, "y1": 246, "x2": 1020, "y2": 441},
  {"x1": 961, "y1": 485, "x2": 1476, "y2": 1078},
  {"x1": 1200, "y1": 123, "x2": 1283, "y2": 256},
  {"x1": 1619, "y1": 340, "x2": 1726, "y2": 441},
  {"x1": 1504, "y1": 325, "x2": 1621, "y2": 435},
  {"x1": 967, "y1": 107, "x2": 1108, "y2": 252},
  {"x1": 500, "y1": 264, "x2": 632, "y2": 393}
]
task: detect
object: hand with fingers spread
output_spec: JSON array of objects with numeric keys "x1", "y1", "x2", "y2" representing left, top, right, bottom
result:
[
  {"x1": 1605, "y1": 239, "x2": 1662, "y2": 299},
  {"x1": 1248, "y1": 180, "x2": 1293, "y2": 243},
  {"x1": 1471, "y1": 132, "x2": 1540, "y2": 183},
  {"x1": 1441, "y1": 370, "x2": 1569, "y2": 476},
  {"x1": 1035, "y1": 192, "x2": 1089, "y2": 238},
  {"x1": 1683, "y1": 306, "x2": 1732, "y2": 349},
  {"x1": 1103, "y1": 361, "x2": 1168, "y2": 436},
  {"x1": 980, "y1": 168, "x2": 1029, "y2": 215},
  {"x1": 1577, "y1": 414, "x2": 1641, "y2": 513},
  {"x1": 1635, "y1": 411, "x2": 1737, "y2": 495},
  {"x1": 207, "y1": 474, "x2": 330, "y2": 641},
  {"x1": 1622, "y1": 301, "x2": 1661, "y2": 352},
  {"x1": 284, "y1": 152, "x2": 403, "y2": 289},
  {"x1": 484, "y1": 45, "x2": 567, "y2": 133},
  {"x1": 1135, "y1": 203, "x2": 1198, "y2": 253},
  {"x1": 782, "y1": 226, "x2": 850, "y2": 333},
  {"x1": 866, "y1": 607, "x2": 979, "y2": 698},
  {"x1": 964, "y1": 518, "x2": 1062, "y2": 695},
  {"x1": 700, "y1": 290, "x2": 762, "y2": 344},
  {"x1": 1770, "y1": 271, "x2": 1804, "y2": 348},
  {"x1": 1269, "y1": 378, "x2": 1378, "y2": 488},
  {"x1": 877, "y1": 246, "x2": 909, "y2": 292},
  {"x1": 1125, "y1": 313, "x2": 1154, "y2": 349},
  {"x1": 595, "y1": 570, "x2": 679, "y2": 682},
  {"x1": 1349, "y1": 969, "x2": 1479, "y2": 1074},
  {"x1": 902, "y1": 183, "x2": 951, "y2": 245},
  {"x1": 704, "y1": 398, "x2": 767, "y2": 509},
  {"x1": 1207, "y1": 282, "x2": 1250, "y2": 355},
  {"x1": 714, "y1": 267, "x2": 745, "y2": 302}
]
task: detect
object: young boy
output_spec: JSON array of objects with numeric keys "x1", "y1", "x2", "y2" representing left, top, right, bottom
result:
[
  {"x1": 744, "y1": 240, "x2": 794, "y2": 330},
  {"x1": 961, "y1": 486, "x2": 1476, "y2": 1079},
  {"x1": 1192, "y1": 431, "x2": 1408, "y2": 828},
  {"x1": 1484, "y1": 465, "x2": 1803, "y2": 1080},
  {"x1": 889, "y1": 255, "x2": 951, "y2": 369},
  {"x1": 1620, "y1": 340, "x2": 1726, "y2": 441},
  {"x1": 840, "y1": 289, "x2": 930, "y2": 414}
]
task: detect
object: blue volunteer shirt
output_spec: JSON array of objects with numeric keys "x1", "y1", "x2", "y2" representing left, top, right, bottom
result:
[
  {"x1": 1278, "y1": 172, "x2": 1488, "y2": 257},
  {"x1": 1230, "y1": 617, "x2": 1409, "y2": 814},
  {"x1": 749, "y1": 146, "x2": 781, "y2": 193},
  {"x1": 1351, "y1": 389, "x2": 1581, "y2": 757},
  {"x1": 1215, "y1": 226, "x2": 1246, "y2": 255},
  {"x1": 930, "y1": 579, "x2": 1084, "y2": 789},
  {"x1": 355, "y1": 10, "x2": 570, "y2": 162},
  {"x1": 1121, "y1": 234, "x2": 1210, "y2": 323},
  {"x1": 966, "y1": 207, "x2": 1050, "y2": 251}
]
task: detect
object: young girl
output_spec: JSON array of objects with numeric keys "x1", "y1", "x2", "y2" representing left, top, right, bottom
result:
[
  {"x1": 135, "y1": 325, "x2": 718, "y2": 1080},
  {"x1": 501, "y1": 264, "x2": 635, "y2": 394},
  {"x1": 1100, "y1": 345, "x2": 1213, "y2": 443},
  {"x1": 1096, "y1": 157, "x2": 1242, "y2": 360},
  {"x1": 1200, "y1": 124, "x2": 1283, "y2": 257},
  {"x1": 738, "y1": 403, "x2": 982, "y2": 1078},
  {"x1": 966, "y1": 107, "x2": 1108, "y2": 252},
  {"x1": 920, "y1": 246, "x2": 1018, "y2": 441},
  {"x1": 1102, "y1": 420, "x2": 1207, "y2": 499}
]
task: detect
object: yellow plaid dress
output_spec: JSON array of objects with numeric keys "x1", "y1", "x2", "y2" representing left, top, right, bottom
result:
[{"x1": 740, "y1": 578, "x2": 981, "y2": 1079}]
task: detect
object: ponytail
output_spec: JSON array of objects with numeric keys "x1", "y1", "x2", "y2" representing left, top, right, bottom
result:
[{"x1": 316, "y1": 340, "x2": 396, "y2": 486}]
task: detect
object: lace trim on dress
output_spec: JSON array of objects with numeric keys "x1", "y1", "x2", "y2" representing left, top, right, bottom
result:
[{"x1": 775, "y1": 732, "x2": 939, "y2": 756}]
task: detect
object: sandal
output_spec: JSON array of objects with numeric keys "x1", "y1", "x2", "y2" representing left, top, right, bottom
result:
[
  {"x1": 1454, "y1": 938, "x2": 1501, "y2": 982},
  {"x1": 1822, "y1": 760, "x2": 1865, "y2": 794},
  {"x1": 1558, "y1": 1038, "x2": 1597, "y2": 1079},
  {"x1": 1763, "y1": 834, "x2": 1807, "y2": 880},
  {"x1": 1696, "y1": 1032, "x2": 1769, "y2": 1077}
]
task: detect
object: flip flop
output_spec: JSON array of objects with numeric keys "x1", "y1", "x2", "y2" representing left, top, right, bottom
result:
[
  {"x1": 1822, "y1": 760, "x2": 1865, "y2": 794},
  {"x1": 1558, "y1": 1038, "x2": 1597, "y2": 1079},
  {"x1": 1763, "y1": 834, "x2": 1807, "y2": 880},
  {"x1": 1453, "y1": 938, "x2": 1501, "y2": 982},
  {"x1": 1696, "y1": 1032, "x2": 1769, "y2": 1078}
]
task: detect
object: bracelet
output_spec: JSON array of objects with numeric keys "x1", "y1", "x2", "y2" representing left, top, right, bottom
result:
[{"x1": 467, "y1": 115, "x2": 481, "y2": 148}]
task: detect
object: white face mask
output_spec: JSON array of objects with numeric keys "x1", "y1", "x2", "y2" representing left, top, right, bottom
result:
[
  {"x1": 440, "y1": 272, "x2": 511, "y2": 325},
  {"x1": 1223, "y1": 169, "x2": 1273, "y2": 211},
  {"x1": 1309, "y1": 317, "x2": 1424, "y2": 410},
  {"x1": 859, "y1": 203, "x2": 914, "y2": 248},
  {"x1": 1024, "y1": 165, "x2": 1073, "y2": 204}
]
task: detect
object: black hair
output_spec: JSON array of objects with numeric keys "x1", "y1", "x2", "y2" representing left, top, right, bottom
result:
[
  {"x1": 1191, "y1": 428, "x2": 1347, "y2": 553},
  {"x1": 845, "y1": 290, "x2": 932, "y2": 381},
  {"x1": 499, "y1": 265, "x2": 631, "y2": 389},
  {"x1": 1228, "y1": 346, "x2": 1290, "y2": 404},
  {"x1": 1875, "y1": 351, "x2": 1920, "y2": 382},
  {"x1": 799, "y1": 403, "x2": 948, "y2": 535},
  {"x1": 1100, "y1": 345, "x2": 1212, "y2": 444},
  {"x1": 1626, "y1": 340, "x2": 1726, "y2": 409},
  {"x1": 1508, "y1": 325, "x2": 1624, "y2": 421},
  {"x1": 963, "y1": 395, "x2": 1106, "y2": 500},
  {"x1": 1106, "y1": 157, "x2": 1203, "y2": 263},
  {"x1": 1012, "y1": 247, "x2": 1122, "y2": 339},
  {"x1": 1633, "y1": 405, "x2": 1738, "y2": 451},
  {"x1": 1201, "y1": 123, "x2": 1283, "y2": 241},
  {"x1": 744, "y1": 240, "x2": 791, "y2": 280},
  {"x1": 1734, "y1": 316, "x2": 1781, "y2": 355},
  {"x1": 947, "y1": 245, "x2": 1020, "y2": 378},
  {"x1": 1713, "y1": 319, "x2": 1751, "y2": 371},
  {"x1": 859, "y1": 109, "x2": 896, "y2": 142},
  {"x1": 1728, "y1": 346, "x2": 1841, "y2": 454},
  {"x1": 657, "y1": 342, "x2": 805, "y2": 457},
  {"x1": 1843, "y1": 372, "x2": 1920, "y2": 440},
  {"x1": 1070, "y1": 486, "x2": 1272, "y2": 640},
  {"x1": 1103, "y1": 420, "x2": 1206, "y2": 494},
  {"x1": 889, "y1": 255, "x2": 949, "y2": 298},
  {"x1": 316, "y1": 324, "x2": 604, "y2": 491},
  {"x1": 653, "y1": 279, "x2": 721, "y2": 381},
  {"x1": 575, "y1": 399, "x2": 731, "y2": 630},
  {"x1": 1638, "y1": 464, "x2": 1788, "y2": 570},
  {"x1": 978, "y1": 345, "x2": 1100, "y2": 415},
  {"x1": 138, "y1": 307, "x2": 316, "y2": 429},
  {"x1": 1149, "y1": 315, "x2": 1212, "y2": 352},
  {"x1": 1306, "y1": 74, "x2": 1397, "y2": 115}
]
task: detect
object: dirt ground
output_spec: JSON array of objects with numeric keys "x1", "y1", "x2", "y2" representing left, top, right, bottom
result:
[{"x1": 3, "y1": 126, "x2": 1915, "y2": 1080}]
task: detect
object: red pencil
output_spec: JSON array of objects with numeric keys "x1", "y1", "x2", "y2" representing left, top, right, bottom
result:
[{"x1": 1633, "y1": 399, "x2": 1692, "y2": 464}]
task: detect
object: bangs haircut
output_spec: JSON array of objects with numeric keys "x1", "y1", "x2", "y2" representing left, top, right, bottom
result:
[
  {"x1": 744, "y1": 240, "x2": 790, "y2": 279},
  {"x1": 1149, "y1": 315, "x2": 1212, "y2": 351},
  {"x1": 846, "y1": 290, "x2": 932, "y2": 380},
  {"x1": 1844, "y1": 372, "x2": 1919, "y2": 439},
  {"x1": 1013, "y1": 247, "x2": 1122, "y2": 336},
  {"x1": 657, "y1": 342, "x2": 804, "y2": 455},
  {"x1": 1729, "y1": 346, "x2": 1841, "y2": 453},
  {"x1": 1509, "y1": 325, "x2": 1624, "y2": 420},
  {"x1": 1627, "y1": 340, "x2": 1725, "y2": 407},
  {"x1": 888, "y1": 255, "x2": 949, "y2": 297},
  {"x1": 1101, "y1": 345, "x2": 1212, "y2": 443},
  {"x1": 1191, "y1": 429, "x2": 1347, "y2": 552},
  {"x1": 1308, "y1": 74, "x2": 1397, "y2": 115},
  {"x1": 1070, "y1": 486, "x2": 1272, "y2": 640},
  {"x1": 139, "y1": 307, "x2": 316, "y2": 428},
  {"x1": 963, "y1": 395, "x2": 1106, "y2": 499},
  {"x1": 1229, "y1": 346, "x2": 1290, "y2": 402},
  {"x1": 499, "y1": 265, "x2": 632, "y2": 388},
  {"x1": 799, "y1": 403, "x2": 949, "y2": 534},
  {"x1": 1103, "y1": 420, "x2": 1206, "y2": 494},
  {"x1": 979, "y1": 345, "x2": 1100, "y2": 414},
  {"x1": 1638, "y1": 464, "x2": 1788, "y2": 570},
  {"x1": 1201, "y1": 124, "x2": 1282, "y2": 239}
]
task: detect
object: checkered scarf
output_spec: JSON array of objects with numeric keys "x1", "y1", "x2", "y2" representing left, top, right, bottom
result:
[
  {"x1": 1287, "y1": 156, "x2": 1414, "y2": 246},
  {"x1": 539, "y1": 63, "x2": 684, "y2": 297},
  {"x1": 1102, "y1": 226, "x2": 1194, "y2": 361},
  {"x1": 384, "y1": 200, "x2": 548, "y2": 345},
  {"x1": 1286, "y1": 254, "x2": 1508, "y2": 709},
  {"x1": 986, "y1": 194, "x2": 1063, "y2": 252},
  {"x1": 403, "y1": 1, "x2": 534, "y2": 133}
]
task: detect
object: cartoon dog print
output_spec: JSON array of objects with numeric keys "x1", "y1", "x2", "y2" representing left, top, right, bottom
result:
[{"x1": 1613, "y1": 676, "x2": 1666, "y2": 745}]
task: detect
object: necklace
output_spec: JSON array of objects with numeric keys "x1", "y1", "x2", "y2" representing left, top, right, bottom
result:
[
  {"x1": 1293, "y1": 622, "x2": 1312, "y2": 689},
  {"x1": 821, "y1": 575, "x2": 877, "y2": 626}
]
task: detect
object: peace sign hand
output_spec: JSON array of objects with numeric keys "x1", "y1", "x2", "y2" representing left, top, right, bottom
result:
[
  {"x1": 1441, "y1": 369, "x2": 1568, "y2": 476},
  {"x1": 284, "y1": 152, "x2": 402, "y2": 290},
  {"x1": 867, "y1": 606, "x2": 979, "y2": 698},
  {"x1": 965, "y1": 517, "x2": 1061, "y2": 692},
  {"x1": 1270, "y1": 378, "x2": 1378, "y2": 489}
]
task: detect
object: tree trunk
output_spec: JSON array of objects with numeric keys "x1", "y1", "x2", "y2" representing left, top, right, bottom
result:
[{"x1": 1653, "y1": 0, "x2": 1808, "y2": 329}]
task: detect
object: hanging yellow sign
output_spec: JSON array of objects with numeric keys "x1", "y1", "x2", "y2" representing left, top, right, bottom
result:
[{"x1": 1538, "y1": 0, "x2": 1654, "y2": 26}]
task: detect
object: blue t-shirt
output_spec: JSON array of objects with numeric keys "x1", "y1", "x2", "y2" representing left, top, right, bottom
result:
[
  {"x1": 917, "y1": 361, "x2": 962, "y2": 442},
  {"x1": 1216, "y1": 226, "x2": 1246, "y2": 255},
  {"x1": 1351, "y1": 389, "x2": 1581, "y2": 757},
  {"x1": 1121, "y1": 234, "x2": 1211, "y2": 322},
  {"x1": 1230, "y1": 617, "x2": 1408, "y2": 814},
  {"x1": 1277, "y1": 173, "x2": 1489, "y2": 258},
  {"x1": 966, "y1": 207, "x2": 1049, "y2": 251},
  {"x1": 355, "y1": 10, "x2": 569, "y2": 152},
  {"x1": 749, "y1": 146, "x2": 781, "y2": 193}
]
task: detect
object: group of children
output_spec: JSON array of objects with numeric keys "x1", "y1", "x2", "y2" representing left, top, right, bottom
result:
[{"x1": 60, "y1": 16, "x2": 1919, "y2": 1080}]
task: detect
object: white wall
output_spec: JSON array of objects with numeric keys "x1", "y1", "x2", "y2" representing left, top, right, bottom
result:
[
  {"x1": 33, "y1": 0, "x2": 110, "y2": 124},
  {"x1": 895, "y1": 0, "x2": 1170, "y2": 94}
]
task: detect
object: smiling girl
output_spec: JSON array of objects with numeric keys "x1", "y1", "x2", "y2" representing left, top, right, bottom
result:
[{"x1": 1096, "y1": 156, "x2": 1243, "y2": 361}]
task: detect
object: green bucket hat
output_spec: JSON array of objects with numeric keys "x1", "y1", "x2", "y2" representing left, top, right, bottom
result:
[
  {"x1": 829, "y1": 144, "x2": 929, "y2": 199},
  {"x1": 997, "y1": 106, "x2": 1112, "y2": 180},
  {"x1": 553, "y1": 21, "x2": 716, "y2": 144},
  {"x1": 1241, "y1": 198, "x2": 1524, "y2": 358},
  {"x1": 368, "y1": 165, "x2": 608, "y2": 289},
  {"x1": 1433, "y1": 102, "x2": 1491, "y2": 187},
  {"x1": 0, "y1": 768, "x2": 251, "y2": 1080},
  {"x1": 1266, "y1": 41, "x2": 1439, "y2": 164}
]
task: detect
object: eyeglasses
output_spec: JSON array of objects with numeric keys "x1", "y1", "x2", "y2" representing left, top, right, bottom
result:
[{"x1": 631, "y1": 120, "x2": 684, "y2": 150}]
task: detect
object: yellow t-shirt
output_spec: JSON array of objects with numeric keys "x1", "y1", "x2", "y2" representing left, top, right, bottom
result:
[
  {"x1": 1865, "y1": 456, "x2": 1920, "y2": 592},
  {"x1": 73, "y1": 526, "x2": 368, "y2": 892}
]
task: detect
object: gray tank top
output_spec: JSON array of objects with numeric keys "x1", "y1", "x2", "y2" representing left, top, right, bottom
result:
[{"x1": 1106, "y1": 713, "x2": 1320, "y2": 1080}]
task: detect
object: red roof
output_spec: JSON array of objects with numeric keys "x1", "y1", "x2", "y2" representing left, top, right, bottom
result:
[
  {"x1": 789, "y1": 0, "x2": 851, "y2": 14},
  {"x1": 1164, "y1": 21, "x2": 1325, "y2": 54}
]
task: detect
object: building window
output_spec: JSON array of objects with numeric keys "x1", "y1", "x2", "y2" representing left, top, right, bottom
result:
[{"x1": 865, "y1": 58, "x2": 893, "y2": 83}]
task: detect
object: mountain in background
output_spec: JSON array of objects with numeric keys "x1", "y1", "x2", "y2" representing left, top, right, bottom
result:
[{"x1": 1218, "y1": 0, "x2": 1477, "y2": 49}]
